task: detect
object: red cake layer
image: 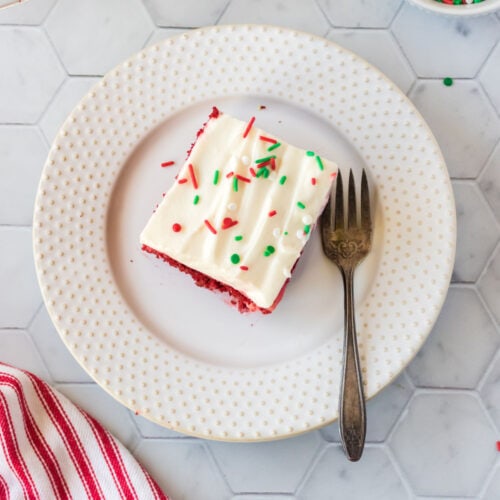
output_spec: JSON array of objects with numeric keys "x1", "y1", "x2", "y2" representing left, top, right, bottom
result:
[{"x1": 142, "y1": 244, "x2": 288, "y2": 314}]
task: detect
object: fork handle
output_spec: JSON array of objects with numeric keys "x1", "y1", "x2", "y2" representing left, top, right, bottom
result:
[{"x1": 339, "y1": 267, "x2": 366, "y2": 461}]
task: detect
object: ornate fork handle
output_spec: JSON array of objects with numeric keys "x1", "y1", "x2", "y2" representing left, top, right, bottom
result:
[{"x1": 339, "y1": 265, "x2": 366, "y2": 461}]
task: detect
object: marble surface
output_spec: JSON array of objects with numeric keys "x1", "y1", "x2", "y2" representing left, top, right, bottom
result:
[{"x1": 0, "y1": 0, "x2": 499, "y2": 499}]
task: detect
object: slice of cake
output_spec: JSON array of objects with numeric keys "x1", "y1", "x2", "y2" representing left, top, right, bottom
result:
[{"x1": 140, "y1": 108, "x2": 337, "y2": 313}]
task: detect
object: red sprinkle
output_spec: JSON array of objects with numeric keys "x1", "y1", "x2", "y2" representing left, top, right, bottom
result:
[
  {"x1": 161, "y1": 161, "x2": 175, "y2": 168},
  {"x1": 311, "y1": 177, "x2": 317, "y2": 185},
  {"x1": 240, "y1": 265, "x2": 249, "y2": 271},
  {"x1": 236, "y1": 174, "x2": 251, "y2": 183},
  {"x1": 222, "y1": 217, "x2": 238, "y2": 230},
  {"x1": 178, "y1": 178, "x2": 188, "y2": 184},
  {"x1": 204, "y1": 219, "x2": 217, "y2": 234},
  {"x1": 172, "y1": 223, "x2": 182, "y2": 232},
  {"x1": 249, "y1": 167, "x2": 257, "y2": 177},
  {"x1": 259, "y1": 135, "x2": 277, "y2": 144},
  {"x1": 257, "y1": 160, "x2": 272, "y2": 169},
  {"x1": 243, "y1": 116, "x2": 256, "y2": 138},
  {"x1": 226, "y1": 171, "x2": 234, "y2": 178},
  {"x1": 270, "y1": 157, "x2": 276, "y2": 171},
  {"x1": 496, "y1": 441, "x2": 500, "y2": 452},
  {"x1": 268, "y1": 210, "x2": 277, "y2": 217},
  {"x1": 188, "y1": 163, "x2": 198, "y2": 189}
]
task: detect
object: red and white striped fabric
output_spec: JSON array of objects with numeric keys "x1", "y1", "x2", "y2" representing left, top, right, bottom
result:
[{"x1": 0, "y1": 362, "x2": 168, "y2": 499}]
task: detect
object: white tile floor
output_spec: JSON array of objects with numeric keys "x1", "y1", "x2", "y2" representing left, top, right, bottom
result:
[{"x1": 1, "y1": 1, "x2": 500, "y2": 498}]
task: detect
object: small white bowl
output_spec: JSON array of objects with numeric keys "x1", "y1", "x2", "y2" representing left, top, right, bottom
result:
[{"x1": 407, "y1": 0, "x2": 500, "y2": 16}]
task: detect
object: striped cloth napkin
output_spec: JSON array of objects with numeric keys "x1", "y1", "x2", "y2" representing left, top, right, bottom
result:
[{"x1": 0, "y1": 362, "x2": 168, "y2": 499}]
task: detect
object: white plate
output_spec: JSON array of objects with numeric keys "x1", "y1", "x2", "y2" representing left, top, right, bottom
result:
[{"x1": 34, "y1": 25, "x2": 456, "y2": 442}]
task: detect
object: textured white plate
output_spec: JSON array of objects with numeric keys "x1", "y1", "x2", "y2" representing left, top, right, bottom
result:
[{"x1": 34, "y1": 25, "x2": 456, "y2": 442}]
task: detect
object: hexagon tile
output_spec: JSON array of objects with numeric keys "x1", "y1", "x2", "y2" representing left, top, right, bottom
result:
[
  {"x1": 0, "y1": 125, "x2": 48, "y2": 225},
  {"x1": 392, "y1": 3, "x2": 499, "y2": 78},
  {"x1": 452, "y1": 182, "x2": 500, "y2": 282},
  {"x1": 389, "y1": 392, "x2": 497, "y2": 497},
  {"x1": 409, "y1": 80, "x2": 500, "y2": 178},
  {"x1": 297, "y1": 445, "x2": 410, "y2": 499},
  {"x1": 1, "y1": 0, "x2": 500, "y2": 499},
  {"x1": 0, "y1": 27, "x2": 65, "y2": 123},
  {"x1": 219, "y1": 0, "x2": 330, "y2": 36},
  {"x1": 45, "y1": 0, "x2": 154, "y2": 75},
  {"x1": 407, "y1": 286, "x2": 500, "y2": 389}
]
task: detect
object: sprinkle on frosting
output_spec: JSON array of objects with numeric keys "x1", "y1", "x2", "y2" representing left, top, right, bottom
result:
[
  {"x1": 172, "y1": 223, "x2": 182, "y2": 232},
  {"x1": 243, "y1": 116, "x2": 255, "y2": 138},
  {"x1": 264, "y1": 245, "x2": 275, "y2": 257},
  {"x1": 311, "y1": 177, "x2": 317, "y2": 185},
  {"x1": 232, "y1": 176, "x2": 239, "y2": 192},
  {"x1": 236, "y1": 174, "x2": 251, "y2": 183},
  {"x1": 161, "y1": 161, "x2": 175, "y2": 167},
  {"x1": 213, "y1": 169, "x2": 220, "y2": 185},
  {"x1": 222, "y1": 217, "x2": 238, "y2": 230},
  {"x1": 178, "y1": 178, "x2": 188, "y2": 184},
  {"x1": 240, "y1": 265, "x2": 249, "y2": 271},
  {"x1": 234, "y1": 235, "x2": 243, "y2": 241},
  {"x1": 226, "y1": 171, "x2": 234, "y2": 178},
  {"x1": 193, "y1": 195, "x2": 200, "y2": 205},
  {"x1": 315, "y1": 155, "x2": 324, "y2": 171},
  {"x1": 188, "y1": 163, "x2": 198, "y2": 189},
  {"x1": 443, "y1": 77, "x2": 453, "y2": 87},
  {"x1": 259, "y1": 135, "x2": 277, "y2": 144},
  {"x1": 256, "y1": 155, "x2": 276, "y2": 164},
  {"x1": 249, "y1": 167, "x2": 257, "y2": 177},
  {"x1": 267, "y1": 142, "x2": 281, "y2": 152},
  {"x1": 279, "y1": 175, "x2": 287, "y2": 185},
  {"x1": 304, "y1": 224, "x2": 311, "y2": 234},
  {"x1": 256, "y1": 167, "x2": 270, "y2": 178},
  {"x1": 230, "y1": 253, "x2": 240, "y2": 264},
  {"x1": 302, "y1": 214, "x2": 313, "y2": 225},
  {"x1": 306, "y1": 151, "x2": 315, "y2": 157},
  {"x1": 297, "y1": 201, "x2": 306, "y2": 209},
  {"x1": 268, "y1": 210, "x2": 277, "y2": 217},
  {"x1": 204, "y1": 219, "x2": 217, "y2": 234}
]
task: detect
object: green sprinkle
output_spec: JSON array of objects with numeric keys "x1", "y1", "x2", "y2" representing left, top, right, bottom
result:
[
  {"x1": 304, "y1": 224, "x2": 311, "y2": 234},
  {"x1": 255, "y1": 155, "x2": 276, "y2": 164},
  {"x1": 193, "y1": 195, "x2": 200, "y2": 205},
  {"x1": 315, "y1": 155, "x2": 324, "y2": 171},
  {"x1": 256, "y1": 167, "x2": 270, "y2": 178},
  {"x1": 297, "y1": 201, "x2": 306, "y2": 209},
  {"x1": 284, "y1": 231, "x2": 288, "y2": 236},
  {"x1": 306, "y1": 151, "x2": 315, "y2": 157},
  {"x1": 263, "y1": 245, "x2": 275, "y2": 257},
  {"x1": 443, "y1": 77, "x2": 453, "y2": 87},
  {"x1": 213, "y1": 169, "x2": 220, "y2": 185},
  {"x1": 267, "y1": 142, "x2": 281, "y2": 152},
  {"x1": 234, "y1": 235, "x2": 243, "y2": 241},
  {"x1": 233, "y1": 176, "x2": 238, "y2": 192},
  {"x1": 279, "y1": 175, "x2": 287, "y2": 185},
  {"x1": 230, "y1": 253, "x2": 240, "y2": 264}
]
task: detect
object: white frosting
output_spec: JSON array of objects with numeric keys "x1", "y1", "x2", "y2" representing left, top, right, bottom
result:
[{"x1": 140, "y1": 112, "x2": 338, "y2": 309}]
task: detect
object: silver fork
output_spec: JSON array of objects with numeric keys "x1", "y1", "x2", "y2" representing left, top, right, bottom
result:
[{"x1": 320, "y1": 169, "x2": 372, "y2": 462}]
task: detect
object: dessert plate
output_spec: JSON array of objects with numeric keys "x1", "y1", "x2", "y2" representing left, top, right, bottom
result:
[{"x1": 34, "y1": 25, "x2": 456, "y2": 441}]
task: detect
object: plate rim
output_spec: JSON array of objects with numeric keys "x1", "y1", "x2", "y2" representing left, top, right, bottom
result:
[{"x1": 33, "y1": 23, "x2": 457, "y2": 442}]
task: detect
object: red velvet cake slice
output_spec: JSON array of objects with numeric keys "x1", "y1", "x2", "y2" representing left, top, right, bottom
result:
[{"x1": 140, "y1": 108, "x2": 338, "y2": 313}]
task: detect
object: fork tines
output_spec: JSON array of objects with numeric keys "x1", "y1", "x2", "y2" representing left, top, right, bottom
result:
[{"x1": 331, "y1": 169, "x2": 371, "y2": 231}]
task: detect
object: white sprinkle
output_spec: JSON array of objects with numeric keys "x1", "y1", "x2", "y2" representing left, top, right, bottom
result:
[
  {"x1": 228, "y1": 202, "x2": 237, "y2": 211},
  {"x1": 283, "y1": 268, "x2": 292, "y2": 278},
  {"x1": 302, "y1": 214, "x2": 313, "y2": 225},
  {"x1": 272, "y1": 228, "x2": 281, "y2": 238},
  {"x1": 296, "y1": 229, "x2": 305, "y2": 239},
  {"x1": 241, "y1": 155, "x2": 250, "y2": 165}
]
